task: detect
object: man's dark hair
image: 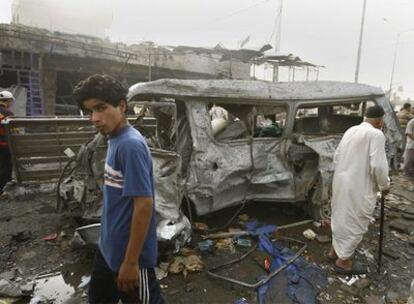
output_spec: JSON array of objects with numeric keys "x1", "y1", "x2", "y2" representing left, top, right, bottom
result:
[
  {"x1": 402, "y1": 102, "x2": 411, "y2": 110},
  {"x1": 365, "y1": 105, "x2": 385, "y2": 118},
  {"x1": 73, "y1": 74, "x2": 128, "y2": 110}
]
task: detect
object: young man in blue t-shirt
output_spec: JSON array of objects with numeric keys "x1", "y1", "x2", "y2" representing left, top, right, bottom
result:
[{"x1": 74, "y1": 74, "x2": 164, "y2": 304}]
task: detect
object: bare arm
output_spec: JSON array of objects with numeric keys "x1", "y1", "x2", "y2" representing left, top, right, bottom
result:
[
  {"x1": 117, "y1": 196, "x2": 153, "y2": 293},
  {"x1": 369, "y1": 133, "x2": 390, "y2": 191}
]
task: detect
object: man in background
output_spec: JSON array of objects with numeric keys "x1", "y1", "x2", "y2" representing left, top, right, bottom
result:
[
  {"x1": 0, "y1": 91, "x2": 14, "y2": 197},
  {"x1": 404, "y1": 117, "x2": 414, "y2": 177},
  {"x1": 397, "y1": 103, "x2": 413, "y2": 133}
]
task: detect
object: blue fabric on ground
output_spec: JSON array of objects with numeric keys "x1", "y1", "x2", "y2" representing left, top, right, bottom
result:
[
  {"x1": 245, "y1": 221, "x2": 277, "y2": 237},
  {"x1": 252, "y1": 226, "x2": 328, "y2": 304}
]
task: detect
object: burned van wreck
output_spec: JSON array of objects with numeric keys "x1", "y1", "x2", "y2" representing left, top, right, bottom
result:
[{"x1": 57, "y1": 79, "x2": 402, "y2": 245}]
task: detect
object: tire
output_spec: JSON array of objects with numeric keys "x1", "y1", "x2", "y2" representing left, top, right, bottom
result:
[{"x1": 306, "y1": 178, "x2": 331, "y2": 220}]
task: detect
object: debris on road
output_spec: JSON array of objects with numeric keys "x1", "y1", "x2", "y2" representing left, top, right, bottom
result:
[
  {"x1": 315, "y1": 234, "x2": 331, "y2": 243},
  {"x1": 303, "y1": 228, "x2": 317, "y2": 240},
  {"x1": 42, "y1": 233, "x2": 58, "y2": 242}
]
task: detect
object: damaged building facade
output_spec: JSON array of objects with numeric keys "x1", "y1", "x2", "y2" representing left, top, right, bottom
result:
[{"x1": 0, "y1": 23, "x2": 251, "y2": 116}]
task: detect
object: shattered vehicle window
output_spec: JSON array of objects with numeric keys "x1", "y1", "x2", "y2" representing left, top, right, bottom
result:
[
  {"x1": 253, "y1": 106, "x2": 287, "y2": 138},
  {"x1": 208, "y1": 103, "x2": 287, "y2": 140},
  {"x1": 294, "y1": 100, "x2": 375, "y2": 135},
  {"x1": 129, "y1": 99, "x2": 176, "y2": 151}
]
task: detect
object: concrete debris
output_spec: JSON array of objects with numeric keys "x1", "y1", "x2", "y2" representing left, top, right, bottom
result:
[
  {"x1": 364, "y1": 295, "x2": 386, "y2": 304},
  {"x1": 404, "y1": 207, "x2": 414, "y2": 216},
  {"x1": 215, "y1": 238, "x2": 236, "y2": 253},
  {"x1": 339, "y1": 284, "x2": 358, "y2": 296},
  {"x1": 315, "y1": 234, "x2": 331, "y2": 243},
  {"x1": 183, "y1": 255, "x2": 204, "y2": 272},
  {"x1": 168, "y1": 257, "x2": 185, "y2": 275},
  {"x1": 0, "y1": 272, "x2": 16, "y2": 282},
  {"x1": 303, "y1": 229, "x2": 317, "y2": 240},
  {"x1": 338, "y1": 275, "x2": 361, "y2": 287},
  {"x1": 313, "y1": 221, "x2": 322, "y2": 228},
  {"x1": 408, "y1": 279, "x2": 414, "y2": 304},
  {"x1": 391, "y1": 230, "x2": 409, "y2": 241},
  {"x1": 358, "y1": 248, "x2": 375, "y2": 263},
  {"x1": 0, "y1": 278, "x2": 23, "y2": 298},
  {"x1": 401, "y1": 252, "x2": 413, "y2": 260},
  {"x1": 168, "y1": 255, "x2": 204, "y2": 277},
  {"x1": 386, "y1": 290, "x2": 402, "y2": 303},
  {"x1": 355, "y1": 278, "x2": 370, "y2": 290},
  {"x1": 402, "y1": 213, "x2": 414, "y2": 221},
  {"x1": 155, "y1": 267, "x2": 169, "y2": 281},
  {"x1": 389, "y1": 221, "x2": 410, "y2": 234},
  {"x1": 382, "y1": 248, "x2": 399, "y2": 260}
]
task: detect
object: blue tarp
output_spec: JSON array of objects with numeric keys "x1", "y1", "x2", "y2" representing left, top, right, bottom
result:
[{"x1": 244, "y1": 221, "x2": 328, "y2": 304}]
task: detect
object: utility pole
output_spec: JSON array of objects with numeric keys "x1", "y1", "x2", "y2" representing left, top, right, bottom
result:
[
  {"x1": 272, "y1": 0, "x2": 283, "y2": 82},
  {"x1": 148, "y1": 48, "x2": 152, "y2": 81},
  {"x1": 388, "y1": 29, "x2": 414, "y2": 101},
  {"x1": 354, "y1": 0, "x2": 367, "y2": 83},
  {"x1": 275, "y1": 0, "x2": 283, "y2": 54}
]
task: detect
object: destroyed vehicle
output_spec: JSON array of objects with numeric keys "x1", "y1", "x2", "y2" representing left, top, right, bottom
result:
[
  {"x1": 126, "y1": 79, "x2": 401, "y2": 219},
  {"x1": 57, "y1": 79, "x2": 401, "y2": 245}
]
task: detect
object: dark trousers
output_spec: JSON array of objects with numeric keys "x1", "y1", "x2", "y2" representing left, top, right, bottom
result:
[
  {"x1": 404, "y1": 148, "x2": 414, "y2": 177},
  {"x1": 0, "y1": 148, "x2": 12, "y2": 192},
  {"x1": 89, "y1": 250, "x2": 165, "y2": 304}
]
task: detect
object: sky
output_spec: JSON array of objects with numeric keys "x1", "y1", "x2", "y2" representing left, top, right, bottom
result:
[{"x1": 1, "y1": 0, "x2": 414, "y2": 99}]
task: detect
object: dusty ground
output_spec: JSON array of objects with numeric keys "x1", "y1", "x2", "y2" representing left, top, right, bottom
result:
[{"x1": 0, "y1": 174, "x2": 413, "y2": 304}]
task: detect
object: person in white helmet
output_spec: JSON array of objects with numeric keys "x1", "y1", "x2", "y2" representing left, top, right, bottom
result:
[{"x1": 0, "y1": 91, "x2": 14, "y2": 196}]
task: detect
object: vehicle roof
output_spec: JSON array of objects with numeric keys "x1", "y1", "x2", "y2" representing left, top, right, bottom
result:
[{"x1": 127, "y1": 79, "x2": 385, "y2": 103}]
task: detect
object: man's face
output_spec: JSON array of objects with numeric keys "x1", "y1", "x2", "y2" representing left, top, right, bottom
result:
[
  {"x1": 0, "y1": 99, "x2": 12, "y2": 109},
  {"x1": 82, "y1": 98, "x2": 126, "y2": 135},
  {"x1": 374, "y1": 118, "x2": 385, "y2": 130}
]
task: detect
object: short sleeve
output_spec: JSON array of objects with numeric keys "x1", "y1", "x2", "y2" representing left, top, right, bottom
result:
[
  {"x1": 406, "y1": 119, "x2": 414, "y2": 135},
  {"x1": 118, "y1": 139, "x2": 153, "y2": 197}
]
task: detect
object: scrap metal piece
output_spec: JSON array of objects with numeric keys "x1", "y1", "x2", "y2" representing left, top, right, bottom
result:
[
  {"x1": 206, "y1": 237, "x2": 307, "y2": 289},
  {"x1": 202, "y1": 219, "x2": 313, "y2": 240}
]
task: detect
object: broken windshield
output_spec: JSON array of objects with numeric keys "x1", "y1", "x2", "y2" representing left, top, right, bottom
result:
[
  {"x1": 208, "y1": 102, "x2": 287, "y2": 141},
  {"x1": 294, "y1": 100, "x2": 376, "y2": 135}
]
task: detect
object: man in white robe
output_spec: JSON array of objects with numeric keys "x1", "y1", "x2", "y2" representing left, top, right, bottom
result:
[{"x1": 328, "y1": 105, "x2": 390, "y2": 274}]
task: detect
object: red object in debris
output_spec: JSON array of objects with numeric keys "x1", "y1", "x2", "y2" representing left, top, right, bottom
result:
[
  {"x1": 321, "y1": 219, "x2": 331, "y2": 229},
  {"x1": 304, "y1": 254, "x2": 316, "y2": 264},
  {"x1": 43, "y1": 233, "x2": 58, "y2": 241},
  {"x1": 264, "y1": 256, "x2": 271, "y2": 273}
]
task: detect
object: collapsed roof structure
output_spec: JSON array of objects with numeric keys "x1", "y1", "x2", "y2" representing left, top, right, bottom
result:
[{"x1": 0, "y1": 23, "x2": 252, "y2": 116}]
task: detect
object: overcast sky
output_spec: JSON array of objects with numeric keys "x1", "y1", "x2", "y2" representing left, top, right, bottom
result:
[{"x1": 1, "y1": 0, "x2": 414, "y2": 99}]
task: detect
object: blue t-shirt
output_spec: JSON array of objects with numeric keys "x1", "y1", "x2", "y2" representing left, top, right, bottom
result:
[{"x1": 99, "y1": 125, "x2": 157, "y2": 272}]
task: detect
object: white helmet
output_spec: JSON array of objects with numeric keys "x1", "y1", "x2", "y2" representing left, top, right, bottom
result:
[{"x1": 0, "y1": 91, "x2": 15, "y2": 101}]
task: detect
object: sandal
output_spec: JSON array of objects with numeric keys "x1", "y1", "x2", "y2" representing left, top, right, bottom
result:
[
  {"x1": 334, "y1": 261, "x2": 367, "y2": 275},
  {"x1": 324, "y1": 250, "x2": 337, "y2": 261}
]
